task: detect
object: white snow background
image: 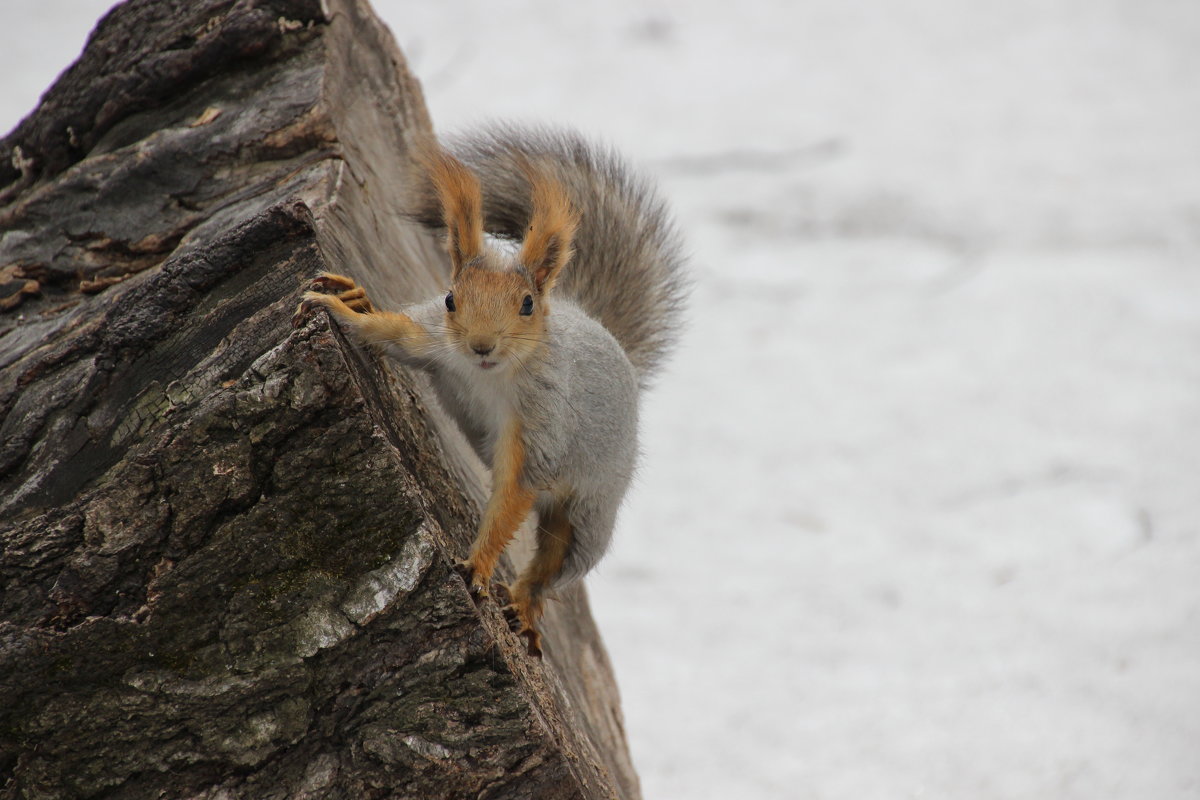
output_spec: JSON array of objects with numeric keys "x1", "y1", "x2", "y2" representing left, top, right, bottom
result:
[{"x1": 3, "y1": 2, "x2": 1198, "y2": 798}]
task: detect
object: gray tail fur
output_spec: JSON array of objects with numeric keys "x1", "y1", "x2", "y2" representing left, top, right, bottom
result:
[{"x1": 416, "y1": 125, "x2": 687, "y2": 386}]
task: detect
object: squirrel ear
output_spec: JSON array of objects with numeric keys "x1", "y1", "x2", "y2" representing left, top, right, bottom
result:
[
  {"x1": 519, "y1": 163, "x2": 578, "y2": 295},
  {"x1": 419, "y1": 143, "x2": 483, "y2": 279}
]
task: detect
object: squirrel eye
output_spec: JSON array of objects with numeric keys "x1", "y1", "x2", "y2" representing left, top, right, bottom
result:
[
  {"x1": 445, "y1": 291, "x2": 456, "y2": 312},
  {"x1": 519, "y1": 294, "x2": 534, "y2": 316}
]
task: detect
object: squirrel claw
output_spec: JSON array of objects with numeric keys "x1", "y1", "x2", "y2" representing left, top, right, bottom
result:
[
  {"x1": 499, "y1": 598, "x2": 543, "y2": 657},
  {"x1": 500, "y1": 604, "x2": 521, "y2": 631},
  {"x1": 453, "y1": 560, "x2": 489, "y2": 605},
  {"x1": 491, "y1": 583, "x2": 513, "y2": 607},
  {"x1": 291, "y1": 298, "x2": 318, "y2": 328},
  {"x1": 308, "y1": 272, "x2": 357, "y2": 293},
  {"x1": 452, "y1": 560, "x2": 472, "y2": 582},
  {"x1": 294, "y1": 273, "x2": 371, "y2": 325},
  {"x1": 519, "y1": 628, "x2": 543, "y2": 658},
  {"x1": 305, "y1": 273, "x2": 373, "y2": 313}
]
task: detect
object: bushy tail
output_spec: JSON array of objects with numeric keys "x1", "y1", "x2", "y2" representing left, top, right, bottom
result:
[{"x1": 417, "y1": 125, "x2": 687, "y2": 386}]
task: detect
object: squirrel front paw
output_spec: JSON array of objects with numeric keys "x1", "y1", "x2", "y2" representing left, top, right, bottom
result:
[
  {"x1": 292, "y1": 292, "x2": 330, "y2": 328},
  {"x1": 292, "y1": 272, "x2": 374, "y2": 327},
  {"x1": 453, "y1": 559, "x2": 493, "y2": 605}
]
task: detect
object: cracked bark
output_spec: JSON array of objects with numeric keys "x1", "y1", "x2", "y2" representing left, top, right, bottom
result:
[{"x1": 0, "y1": 1, "x2": 640, "y2": 798}]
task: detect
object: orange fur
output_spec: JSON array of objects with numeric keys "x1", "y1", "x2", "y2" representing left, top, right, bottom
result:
[
  {"x1": 313, "y1": 271, "x2": 356, "y2": 288},
  {"x1": 422, "y1": 146, "x2": 484, "y2": 276},
  {"x1": 506, "y1": 502, "x2": 574, "y2": 654},
  {"x1": 301, "y1": 290, "x2": 436, "y2": 356},
  {"x1": 518, "y1": 164, "x2": 579, "y2": 293},
  {"x1": 443, "y1": 267, "x2": 549, "y2": 365},
  {"x1": 466, "y1": 418, "x2": 536, "y2": 590},
  {"x1": 334, "y1": 287, "x2": 372, "y2": 312}
]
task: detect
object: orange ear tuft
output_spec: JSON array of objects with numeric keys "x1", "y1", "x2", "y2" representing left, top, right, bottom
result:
[
  {"x1": 420, "y1": 143, "x2": 484, "y2": 278},
  {"x1": 519, "y1": 162, "x2": 579, "y2": 295}
]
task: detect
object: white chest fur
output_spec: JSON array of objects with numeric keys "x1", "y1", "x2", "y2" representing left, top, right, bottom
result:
[{"x1": 433, "y1": 360, "x2": 517, "y2": 464}]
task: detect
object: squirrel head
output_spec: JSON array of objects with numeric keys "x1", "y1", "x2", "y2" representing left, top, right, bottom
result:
[{"x1": 424, "y1": 146, "x2": 579, "y2": 374}]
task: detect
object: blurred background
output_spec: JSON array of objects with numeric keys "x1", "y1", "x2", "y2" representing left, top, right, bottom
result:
[{"x1": 4, "y1": 2, "x2": 1198, "y2": 798}]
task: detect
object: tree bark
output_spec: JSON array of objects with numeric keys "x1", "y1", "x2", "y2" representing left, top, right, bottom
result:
[{"x1": 0, "y1": 2, "x2": 640, "y2": 798}]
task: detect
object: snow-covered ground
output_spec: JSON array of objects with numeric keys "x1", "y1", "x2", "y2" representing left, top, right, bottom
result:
[{"x1": 4, "y1": 2, "x2": 1198, "y2": 798}]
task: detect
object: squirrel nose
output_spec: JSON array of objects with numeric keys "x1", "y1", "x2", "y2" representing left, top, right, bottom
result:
[{"x1": 471, "y1": 341, "x2": 494, "y2": 356}]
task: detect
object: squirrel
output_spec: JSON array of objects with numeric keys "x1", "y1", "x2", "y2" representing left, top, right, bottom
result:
[{"x1": 295, "y1": 126, "x2": 686, "y2": 656}]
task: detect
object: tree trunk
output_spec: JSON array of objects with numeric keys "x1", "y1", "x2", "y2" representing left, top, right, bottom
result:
[{"x1": 0, "y1": 2, "x2": 640, "y2": 798}]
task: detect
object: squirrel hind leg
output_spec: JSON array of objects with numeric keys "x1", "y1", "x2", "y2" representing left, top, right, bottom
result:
[{"x1": 503, "y1": 503, "x2": 574, "y2": 658}]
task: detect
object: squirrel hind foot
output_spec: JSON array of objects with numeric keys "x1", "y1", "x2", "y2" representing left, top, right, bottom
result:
[
  {"x1": 520, "y1": 628, "x2": 543, "y2": 658},
  {"x1": 500, "y1": 586, "x2": 547, "y2": 658},
  {"x1": 507, "y1": 617, "x2": 542, "y2": 659},
  {"x1": 455, "y1": 571, "x2": 543, "y2": 658},
  {"x1": 490, "y1": 582, "x2": 513, "y2": 608},
  {"x1": 501, "y1": 609, "x2": 544, "y2": 657},
  {"x1": 500, "y1": 600, "x2": 520, "y2": 630}
]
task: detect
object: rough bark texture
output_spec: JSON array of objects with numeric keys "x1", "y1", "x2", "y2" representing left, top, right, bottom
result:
[{"x1": 0, "y1": 2, "x2": 639, "y2": 798}]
